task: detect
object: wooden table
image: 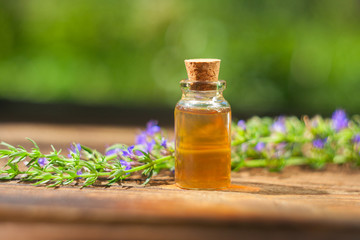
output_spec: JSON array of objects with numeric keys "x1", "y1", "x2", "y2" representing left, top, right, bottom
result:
[{"x1": 0, "y1": 123, "x2": 360, "y2": 240}]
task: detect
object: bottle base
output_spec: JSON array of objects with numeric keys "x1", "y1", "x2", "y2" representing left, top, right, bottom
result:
[{"x1": 175, "y1": 183, "x2": 230, "y2": 191}]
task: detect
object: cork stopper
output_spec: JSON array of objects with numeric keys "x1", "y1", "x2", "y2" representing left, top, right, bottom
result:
[{"x1": 185, "y1": 58, "x2": 221, "y2": 81}]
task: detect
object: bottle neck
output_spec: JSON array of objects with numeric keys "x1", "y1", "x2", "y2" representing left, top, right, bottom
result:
[
  {"x1": 182, "y1": 89, "x2": 224, "y2": 101},
  {"x1": 177, "y1": 80, "x2": 230, "y2": 110},
  {"x1": 180, "y1": 80, "x2": 226, "y2": 100}
]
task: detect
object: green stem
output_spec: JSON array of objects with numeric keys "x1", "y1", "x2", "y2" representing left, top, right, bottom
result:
[
  {"x1": 242, "y1": 157, "x2": 307, "y2": 168},
  {"x1": 77, "y1": 155, "x2": 174, "y2": 178},
  {"x1": 231, "y1": 139, "x2": 243, "y2": 146},
  {"x1": 243, "y1": 159, "x2": 267, "y2": 168},
  {"x1": 78, "y1": 172, "x2": 109, "y2": 178},
  {"x1": 104, "y1": 154, "x2": 119, "y2": 161},
  {"x1": 124, "y1": 155, "x2": 173, "y2": 174},
  {"x1": 285, "y1": 157, "x2": 308, "y2": 166},
  {"x1": 232, "y1": 135, "x2": 310, "y2": 147}
]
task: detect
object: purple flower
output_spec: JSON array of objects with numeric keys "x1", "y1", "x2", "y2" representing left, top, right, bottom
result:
[
  {"x1": 38, "y1": 157, "x2": 48, "y2": 167},
  {"x1": 135, "y1": 133, "x2": 147, "y2": 145},
  {"x1": 353, "y1": 134, "x2": 360, "y2": 144},
  {"x1": 134, "y1": 150, "x2": 145, "y2": 156},
  {"x1": 134, "y1": 120, "x2": 162, "y2": 156},
  {"x1": 135, "y1": 139, "x2": 156, "y2": 156},
  {"x1": 146, "y1": 120, "x2": 161, "y2": 136},
  {"x1": 76, "y1": 170, "x2": 82, "y2": 179},
  {"x1": 122, "y1": 146, "x2": 135, "y2": 158},
  {"x1": 255, "y1": 142, "x2": 265, "y2": 152},
  {"x1": 68, "y1": 143, "x2": 81, "y2": 157},
  {"x1": 332, "y1": 109, "x2": 348, "y2": 132},
  {"x1": 105, "y1": 148, "x2": 121, "y2": 156},
  {"x1": 272, "y1": 116, "x2": 286, "y2": 134},
  {"x1": 120, "y1": 160, "x2": 131, "y2": 171},
  {"x1": 134, "y1": 143, "x2": 156, "y2": 156},
  {"x1": 146, "y1": 139, "x2": 156, "y2": 152},
  {"x1": 313, "y1": 138, "x2": 326, "y2": 149},
  {"x1": 237, "y1": 120, "x2": 246, "y2": 131},
  {"x1": 161, "y1": 138, "x2": 167, "y2": 148}
]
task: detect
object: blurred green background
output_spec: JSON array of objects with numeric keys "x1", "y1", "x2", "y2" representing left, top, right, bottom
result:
[{"x1": 0, "y1": 0, "x2": 360, "y2": 123}]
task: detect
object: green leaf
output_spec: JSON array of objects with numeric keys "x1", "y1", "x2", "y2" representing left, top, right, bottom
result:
[
  {"x1": 1, "y1": 142, "x2": 16, "y2": 150},
  {"x1": 142, "y1": 169, "x2": 153, "y2": 185},
  {"x1": 80, "y1": 145, "x2": 94, "y2": 154},
  {"x1": 26, "y1": 138, "x2": 39, "y2": 149},
  {"x1": 83, "y1": 177, "x2": 97, "y2": 187}
]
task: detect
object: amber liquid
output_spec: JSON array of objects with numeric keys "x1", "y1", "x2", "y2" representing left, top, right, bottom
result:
[{"x1": 175, "y1": 106, "x2": 231, "y2": 189}]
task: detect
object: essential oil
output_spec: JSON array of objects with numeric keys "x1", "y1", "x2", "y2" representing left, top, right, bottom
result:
[
  {"x1": 175, "y1": 106, "x2": 231, "y2": 189},
  {"x1": 175, "y1": 59, "x2": 232, "y2": 190}
]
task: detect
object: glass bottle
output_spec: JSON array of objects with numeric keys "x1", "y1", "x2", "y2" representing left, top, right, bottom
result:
[{"x1": 174, "y1": 59, "x2": 231, "y2": 190}]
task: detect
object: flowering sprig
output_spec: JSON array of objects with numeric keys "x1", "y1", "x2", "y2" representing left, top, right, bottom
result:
[
  {"x1": 1, "y1": 110, "x2": 360, "y2": 187},
  {"x1": 231, "y1": 109, "x2": 360, "y2": 170},
  {"x1": 0, "y1": 122, "x2": 174, "y2": 187}
]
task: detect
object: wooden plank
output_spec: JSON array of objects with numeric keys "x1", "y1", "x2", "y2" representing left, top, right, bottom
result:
[
  {"x1": 0, "y1": 169, "x2": 359, "y2": 240},
  {"x1": 0, "y1": 168, "x2": 359, "y2": 225},
  {"x1": 1, "y1": 221, "x2": 359, "y2": 240}
]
